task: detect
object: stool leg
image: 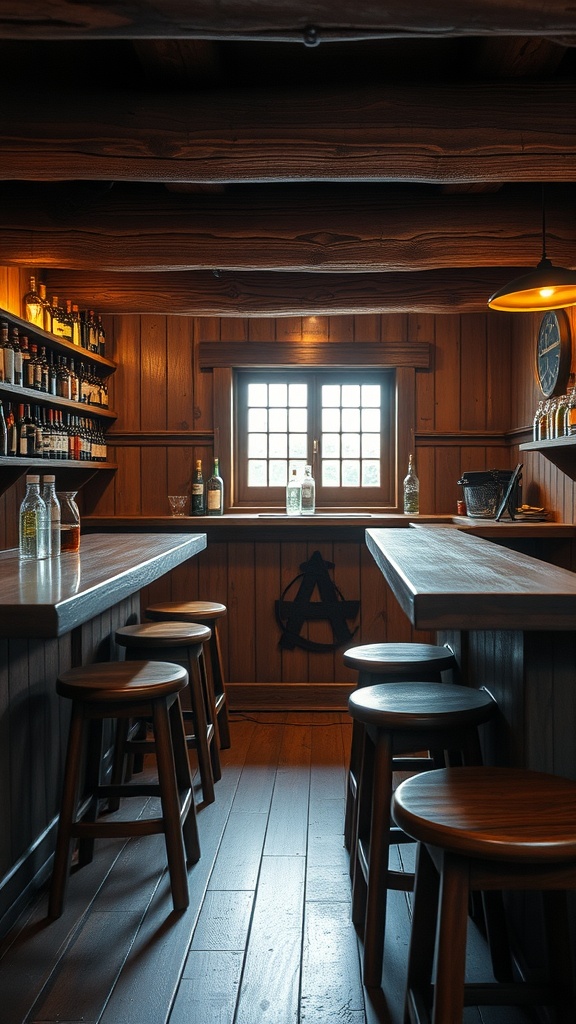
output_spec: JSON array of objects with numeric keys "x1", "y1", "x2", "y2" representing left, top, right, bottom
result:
[
  {"x1": 345, "y1": 718, "x2": 363, "y2": 855},
  {"x1": 351, "y1": 727, "x2": 372, "y2": 927},
  {"x1": 48, "y1": 703, "x2": 86, "y2": 919},
  {"x1": 404, "y1": 843, "x2": 439, "y2": 1024},
  {"x1": 361, "y1": 729, "x2": 394, "y2": 987},
  {"x1": 169, "y1": 696, "x2": 200, "y2": 866},
  {"x1": 431, "y1": 852, "x2": 469, "y2": 1024},
  {"x1": 151, "y1": 698, "x2": 190, "y2": 912},
  {"x1": 186, "y1": 649, "x2": 216, "y2": 804},
  {"x1": 208, "y1": 622, "x2": 231, "y2": 749},
  {"x1": 108, "y1": 717, "x2": 130, "y2": 813},
  {"x1": 195, "y1": 646, "x2": 222, "y2": 783}
]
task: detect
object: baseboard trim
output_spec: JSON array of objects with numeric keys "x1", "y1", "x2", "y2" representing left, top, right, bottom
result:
[
  {"x1": 227, "y1": 682, "x2": 354, "y2": 711},
  {"x1": 0, "y1": 818, "x2": 56, "y2": 940}
]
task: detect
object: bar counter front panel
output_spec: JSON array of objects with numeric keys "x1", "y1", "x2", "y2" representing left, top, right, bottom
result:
[{"x1": 0, "y1": 532, "x2": 206, "y2": 937}]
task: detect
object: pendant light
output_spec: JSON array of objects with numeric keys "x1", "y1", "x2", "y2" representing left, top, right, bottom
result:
[{"x1": 488, "y1": 187, "x2": 576, "y2": 312}]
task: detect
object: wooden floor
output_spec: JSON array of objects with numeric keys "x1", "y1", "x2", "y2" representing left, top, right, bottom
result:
[{"x1": 0, "y1": 712, "x2": 534, "y2": 1024}]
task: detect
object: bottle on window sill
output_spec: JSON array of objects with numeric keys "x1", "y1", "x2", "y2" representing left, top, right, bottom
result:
[
  {"x1": 191, "y1": 459, "x2": 205, "y2": 515},
  {"x1": 286, "y1": 466, "x2": 302, "y2": 516},
  {"x1": 300, "y1": 464, "x2": 315, "y2": 516},
  {"x1": 403, "y1": 453, "x2": 420, "y2": 514},
  {"x1": 206, "y1": 457, "x2": 224, "y2": 516}
]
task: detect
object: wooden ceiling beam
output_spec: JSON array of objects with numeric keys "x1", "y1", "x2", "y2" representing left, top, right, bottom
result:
[
  {"x1": 41, "y1": 267, "x2": 526, "y2": 315},
  {"x1": 1, "y1": 185, "x2": 574, "y2": 272},
  {"x1": 0, "y1": 83, "x2": 574, "y2": 184},
  {"x1": 3, "y1": 2, "x2": 576, "y2": 42}
]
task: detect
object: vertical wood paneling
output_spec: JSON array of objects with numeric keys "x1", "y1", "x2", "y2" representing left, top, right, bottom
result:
[
  {"x1": 434, "y1": 314, "x2": 461, "y2": 431},
  {"x1": 141, "y1": 447, "x2": 168, "y2": 515},
  {"x1": 460, "y1": 314, "x2": 487, "y2": 430},
  {"x1": 228, "y1": 541, "x2": 256, "y2": 682},
  {"x1": 111, "y1": 315, "x2": 141, "y2": 431},
  {"x1": 166, "y1": 317, "x2": 194, "y2": 429},
  {"x1": 280, "y1": 542, "x2": 310, "y2": 684},
  {"x1": 254, "y1": 541, "x2": 282, "y2": 682},
  {"x1": 140, "y1": 316, "x2": 167, "y2": 431},
  {"x1": 486, "y1": 313, "x2": 512, "y2": 430}
]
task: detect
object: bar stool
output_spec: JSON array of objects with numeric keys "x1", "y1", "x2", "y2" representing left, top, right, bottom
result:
[
  {"x1": 115, "y1": 621, "x2": 220, "y2": 806},
  {"x1": 343, "y1": 642, "x2": 458, "y2": 854},
  {"x1": 48, "y1": 659, "x2": 200, "y2": 919},
  {"x1": 392, "y1": 767, "x2": 576, "y2": 1024},
  {"x1": 348, "y1": 681, "x2": 497, "y2": 987},
  {"x1": 146, "y1": 601, "x2": 231, "y2": 749}
]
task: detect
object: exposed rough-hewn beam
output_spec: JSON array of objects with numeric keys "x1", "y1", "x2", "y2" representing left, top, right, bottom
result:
[
  {"x1": 2, "y1": 2, "x2": 576, "y2": 41},
  {"x1": 2, "y1": 184, "x2": 574, "y2": 272},
  {"x1": 42, "y1": 267, "x2": 526, "y2": 315},
  {"x1": 0, "y1": 83, "x2": 575, "y2": 184}
]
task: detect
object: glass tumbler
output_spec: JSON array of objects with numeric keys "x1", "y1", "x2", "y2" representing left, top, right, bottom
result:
[{"x1": 57, "y1": 491, "x2": 81, "y2": 552}]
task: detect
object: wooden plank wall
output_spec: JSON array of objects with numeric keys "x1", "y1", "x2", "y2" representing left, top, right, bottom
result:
[{"x1": 2, "y1": 267, "x2": 576, "y2": 686}]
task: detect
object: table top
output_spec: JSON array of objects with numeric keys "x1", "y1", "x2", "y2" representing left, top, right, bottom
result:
[
  {"x1": 366, "y1": 526, "x2": 576, "y2": 631},
  {"x1": 0, "y1": 532, "x2": 206, "y2": 638}
]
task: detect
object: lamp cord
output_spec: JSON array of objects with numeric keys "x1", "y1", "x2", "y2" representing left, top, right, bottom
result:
[{"x1": 541, "y1": 183, "x2": 548, "y2": 262}]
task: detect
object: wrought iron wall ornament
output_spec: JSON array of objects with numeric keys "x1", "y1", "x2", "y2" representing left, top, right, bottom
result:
[{"x1": 275, "y1": 550, "x2": 360, "y2": 652}]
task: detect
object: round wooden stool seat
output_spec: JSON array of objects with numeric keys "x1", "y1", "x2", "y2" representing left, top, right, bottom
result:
[
  {"x1": 56, "y1": 658, "x2": 188, "y2": 702},
  {"x1": 343, "y1": 641, "x2": 459, "y2": 858},
  {"x1": 348, "y1": 682, "x2": 496, "y2": 987},
  {"x1": 146, "y1": 600, "x2": 231, "y2": 750},
  {"x1": 343, "y1": 642, "x2": 457, "y2": 679},
  {"x1": 49, "y1": 660, "x2": 200, "y2": 920},
  {"x1": 392, "y1": 767, "x2": 576, "y2": 1023},
  {"x1": 115, "y1": 620, "x2": 220, "y2": 806}
]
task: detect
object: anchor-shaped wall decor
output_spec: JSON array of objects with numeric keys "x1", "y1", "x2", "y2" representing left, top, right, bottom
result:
[{"x1": 275, "y1": 550, "x2": 360, "y2": 653}]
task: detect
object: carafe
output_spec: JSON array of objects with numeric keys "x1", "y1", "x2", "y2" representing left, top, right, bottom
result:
[{"x1": 57, "y1": 491, "x2": 81, "y2": 552}]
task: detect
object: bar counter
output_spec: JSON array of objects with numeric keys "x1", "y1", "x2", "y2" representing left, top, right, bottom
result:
[
  {"x1": 0, "y1": 531, "x2": 206, "y2": 936},
  {"x1": 0, "y1": 532, "x2": 206, "y2": 638}
]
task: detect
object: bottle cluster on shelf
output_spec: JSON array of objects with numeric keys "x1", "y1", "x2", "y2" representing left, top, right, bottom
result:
[
  {"x1": 533, "y1": 376, "x2": 576, "y2": 441},
  {"x1": 285, "y1": 464, "x2": 316, "y2": 516},
  {"x1": 0, "y1": 321, "x2": 109, "y2": 408},
  {"x1": 22, "y1": 275, "x2": 106, "y2": 357},
  {"x1": 0, "y1": 401, "x2": 107, "y2": 462}
]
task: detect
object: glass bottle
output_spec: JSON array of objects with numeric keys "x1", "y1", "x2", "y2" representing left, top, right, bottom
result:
[
  {"x1": 555, "y1": 393, "x2": 568, "y2": 438},
  {"x1": 532, "y1": 401, "x2": 543, "y2": 441},
  {"x1": 206, "y1": 457, "x2": 224, "y2": 515},
  {"x1": 0, "y1": 401, "x2": 7, "y2": 456},
  {"x1": 19, "y1": 474, "x2": 50, "y2": 559},
  {"x1": 547, "y1": 398, "x2": 557, "y2": 439},
  {"x1": 97, "y1": 314, "x2": 106, "y2": 357},
  {"x1": 1, "y1": 321, "x2": 14, "y2": 384},
  {"x1": 51, "y1": 296, "x2": 73, "y2": 342},
  {"x1": 57, "y1": 490, "x2": 81, "y2": 552},
  {"x1": 286, "y1": 466, "x2": 302, "y2": 515},
  {"x1": 567, "y1": 390, "x2": 576, "y2": 437},
  {"x1": 71, "y1": 303, "x2": 82, "y2": 347},
  {"x1": 191, "y1": 459, "x2": 205, "y2": 515},
  {"x1": 42, "y1": 474, "x2": 61, "y2": 557},
  {"x1": 12, "y1": 328, "x2": 22, "y2": 387},
  {"x1": 403, "y1": 453, "x2": 420, "y2": 514},
  {"x1": 300, "y1": 464, "x2": 316, "y2": 515},
  {"x1": 22, "y1": 275, "x2": 44, "y2": 329}
]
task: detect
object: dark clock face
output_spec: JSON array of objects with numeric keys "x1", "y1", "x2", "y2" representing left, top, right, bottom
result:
[{"x1": 536, "y1": 310, "x2": 571, "y2": 398}]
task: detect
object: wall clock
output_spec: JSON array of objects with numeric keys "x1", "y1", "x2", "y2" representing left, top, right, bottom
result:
[{"x1": 535, "y1": 309, "x2": 572, "y2": 398}]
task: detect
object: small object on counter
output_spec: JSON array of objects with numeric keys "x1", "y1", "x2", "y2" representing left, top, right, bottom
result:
[
  {"x1": 19, "y1": 474, "x2": 50, "y2": 560},
  {"x1": 191, "y1": 459, "x2": 205, "y2": 515},
  {"x1": 57, "y1": 490, "x2": 81, "y2": 551},
  {"x1": 403, "y1": 453, "x2": 419, "y2": 514},
  {"x1": 206, "y1": 457, "x2": 224, "y2": 515},
  {"x1": 286, "y1": 466, "x2": 302, "y2": 515},
  {"x1": 301, "y1": 464, "x2": 316, "y2": 515},
  {"x1": 42, "y1": 475, "x2": 61, "y2": 557},
  {"x1": 168, "y1": 495, "x2": 188, "y2": 516},
  {"x1": 457, "y1": 499, "x2": 466, "y2": 516}
]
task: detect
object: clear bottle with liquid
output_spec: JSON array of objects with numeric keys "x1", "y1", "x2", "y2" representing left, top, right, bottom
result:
[
  {"x1": 403, "y1": 453, "x2": 420, "y2": 514},
  {"x1": 300, "y1": 464, "x2": 315, "y2": 515},
  {"x1": 57, "y1": 490, "x2": 81, "y2": 552},
  {"x1": 206, "y1": 457, "x2": 224, "y2": 515},
  {"x1": 19, "y1": 474, "x2": 50, "y2": 560},
  {"x1": 286, "y1": 466, "x2": 302, "y2": 516},
  {"x1": 41, "y1": 475, "x2": 61, "y2": 557}
]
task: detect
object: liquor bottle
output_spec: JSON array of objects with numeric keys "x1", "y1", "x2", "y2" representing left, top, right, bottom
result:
[
  {"x1": 6, "y1": 404, "x2": 17, "y2": 456},
  {"x1": 33, "y1": 405, "x2": 44, "y2": 457},
  {"x1": 191, "y1": 459, "x2": 205, "y2": 515},
  {"x1": 286, "y1": 466, "x2": 302, "y2": 516},
  {"x1": 70, "y1": 303, "x2": 82, "y2": 347},
  {"x1": 38, "y1": 282, "x2": 52, "y2": 333},
  {"x1": 19, "y1": 474, "x2": 50, "y2": 560},
  {"x1": 69, "y1": 358, "x2": 79, "y2": 402},
  {"x1": 25, "y1": 343, "x2": 38, "y2": 388},
  {"x1": 1, "y1": 321, "x2": 14, "y2": 384},
  {"x1": 41, "y1": 474, "x2": 61, "y2": 557},
  {"x1": 18, "y1": 403, "x2": 33, "y2": 457},
  {"x1": 0, "y1": 402, "x2": 7, "y2": 456},
  {"x1": 300, "y1": 464, "x2": 315, "y2": 515},
  {"x1": 11, "y1": 329, "x2": 22, "y2": 388},
  {"x1": 48, "y1": 350, "x2": 58, "y2": 396},
  {"x1": 97, "y1": 315, "x2": 106, "y2": 357},
  {"x1": 206, "y1": 457, "x2": 224, "y2": 515},
  {"x1": 20, "y1": 335, "x2": 31, "y2": 386},
  {"x1": 39, "y1": 346, "x2": 49, "y2": 393},
  {"x1": 403, "y1": 453, "x2": 420, "y2": 514},
  {"x1": 51, "y1": 296, "x2": 73, "y2": 342},
  {"x1": 22, "y1": 275, "x2": 44, "y2": 328}
]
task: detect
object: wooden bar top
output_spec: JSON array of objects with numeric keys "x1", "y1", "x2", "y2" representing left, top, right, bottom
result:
[
  {"x1": 366, "y1": 526, "x2": 576, "y2": 631},
  {"x1": 0, "y1": 532, "x2": 206, "y2": 638}
]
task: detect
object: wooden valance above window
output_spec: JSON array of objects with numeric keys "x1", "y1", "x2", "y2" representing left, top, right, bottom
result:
[{"x1": 198, "y1": 342, "x2": 430, "y2": 371}]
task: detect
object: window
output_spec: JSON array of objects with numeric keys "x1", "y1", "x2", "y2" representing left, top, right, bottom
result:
[{"x1": 235, "y1": 369, "x2": 395, "y2": 508}]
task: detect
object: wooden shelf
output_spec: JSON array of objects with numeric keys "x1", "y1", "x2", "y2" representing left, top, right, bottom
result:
[
  {"x1": 1, "y1": 307, "x2": 116, "y2": 374},
  {"x1": 0, "y1": 381, "x2": 116, "y2": 420},
  {"x1": 0, "y1": 458, "x2": 117, "y2": 497},
  {"x1": 519, "y1": 436, "x2": 576, "y2": 477}
]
